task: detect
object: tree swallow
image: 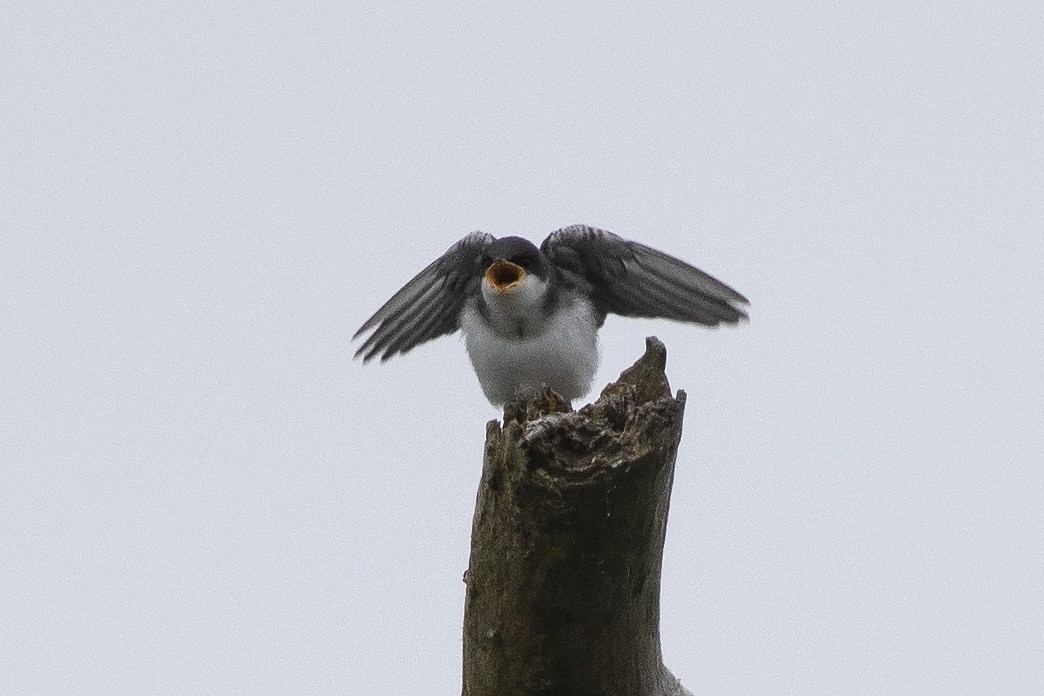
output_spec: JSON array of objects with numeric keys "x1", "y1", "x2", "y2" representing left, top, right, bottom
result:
[{"x1": 353, "y1": 224, "x2": 748, "y2": 405}]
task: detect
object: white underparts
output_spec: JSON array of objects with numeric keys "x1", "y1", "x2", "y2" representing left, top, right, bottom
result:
[{"x1": 461, "y1": 275, "x2": 599, "y2": 405}]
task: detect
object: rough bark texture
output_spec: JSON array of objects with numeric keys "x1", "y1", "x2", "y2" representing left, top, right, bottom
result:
[{"x1": 462, "y1": 337, "x2": 693, "y2": 696}]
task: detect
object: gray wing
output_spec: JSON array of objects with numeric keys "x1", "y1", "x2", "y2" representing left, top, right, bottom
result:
[
  {"x1": 541, "y1": 224, "x2": 748, "y2": 326},
  {"x1": 352, "y1": 231, "x2": 494, "y2": 362}
]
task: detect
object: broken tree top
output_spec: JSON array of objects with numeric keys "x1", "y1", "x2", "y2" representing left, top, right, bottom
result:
[
  {"x1": 500, "y1": 335, "x2": 686, "y2": 473},
  {"x1": 463, "y1": 337, "x2": 693, "y2": 696}
]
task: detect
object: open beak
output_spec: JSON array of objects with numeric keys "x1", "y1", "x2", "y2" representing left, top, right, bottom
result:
[{"x1": 484, "y1": 260, "x2": 526, "y2": 292}]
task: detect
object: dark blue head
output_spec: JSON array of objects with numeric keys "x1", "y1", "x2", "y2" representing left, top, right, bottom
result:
[{"x1": 484, "y1": 236, "x2": 547, "y2": 278}]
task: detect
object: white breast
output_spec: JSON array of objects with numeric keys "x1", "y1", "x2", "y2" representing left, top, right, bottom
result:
[{"x1": 460, "y1": 287, "x2": 600, "y2": 406}]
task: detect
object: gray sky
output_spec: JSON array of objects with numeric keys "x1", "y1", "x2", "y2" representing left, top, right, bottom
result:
[{"x1": 3, "y1": 2, "x2": 1042, "y2": 693}]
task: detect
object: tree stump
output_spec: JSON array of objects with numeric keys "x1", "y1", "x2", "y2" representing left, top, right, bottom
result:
[{"x1": 462, "y1": 337, "x2": 693, "y2": 696}]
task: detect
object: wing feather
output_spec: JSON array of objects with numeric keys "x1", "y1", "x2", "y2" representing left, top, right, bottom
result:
[
  {"x1": 352, "y1": 231, "x2": 493, "y2": 361},
  {"x1": 541, "y1": 224, "x2": 748, "y2": 326}
]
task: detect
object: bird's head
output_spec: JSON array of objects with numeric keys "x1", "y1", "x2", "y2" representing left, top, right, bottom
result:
[
  {"x1": 478, "y1": 237, "x2": 552, "y2": 329},
  {"x1": 481, "y1": 236, "x2": 547, "y2": 295}
]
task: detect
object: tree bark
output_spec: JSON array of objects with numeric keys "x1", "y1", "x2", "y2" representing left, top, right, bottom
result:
[{"x1": 462, "y1": 337, "x2": 693, "y2": 696}]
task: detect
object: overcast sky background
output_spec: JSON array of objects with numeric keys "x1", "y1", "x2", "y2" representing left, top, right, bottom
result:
[{"x1": 3, "y1": 2, "x2": 1042, "y2": 694}]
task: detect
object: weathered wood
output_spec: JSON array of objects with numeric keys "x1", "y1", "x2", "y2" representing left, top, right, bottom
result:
[{"x1": 462, "y1": 337, "x2": 693, "y2": 696}]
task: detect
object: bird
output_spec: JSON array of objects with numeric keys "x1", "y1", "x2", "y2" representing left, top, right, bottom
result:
[{"x1": 353, "y1": 224, "x2": 748, "y2": 406}]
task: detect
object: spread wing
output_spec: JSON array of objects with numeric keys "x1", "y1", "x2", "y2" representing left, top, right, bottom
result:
[
  {"x1": 352, "y1": 231, "x2": 494, "y2": 362},
  {"x1": 541, "y1": 224, "x2": 748, "y2": 326}
]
